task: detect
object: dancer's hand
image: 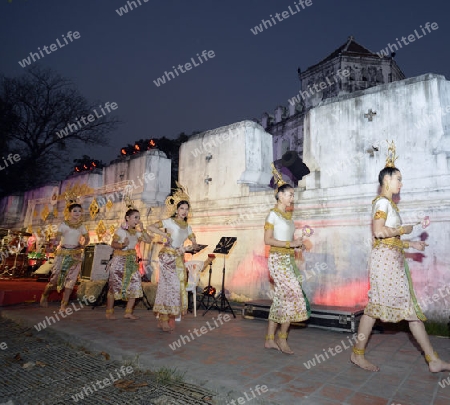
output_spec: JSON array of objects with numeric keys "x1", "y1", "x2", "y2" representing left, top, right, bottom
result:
[
  {"x1": 122, "y1": 237, "x2": 129, "y2": 248},
  {"x1": 401, "y1": 225, "x2": 414, "y2": 235},
  {"x1": 411, "y1": 241, "x2": 427, "y2": 251},
  {"x1": 176, "y1": 246, "x2": 186, "y2": 255},
  {"x1": 292, "y1": 238, "x2": 303, "y2": 249}
]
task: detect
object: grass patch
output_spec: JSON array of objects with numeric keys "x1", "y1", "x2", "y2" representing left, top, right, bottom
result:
[{"x1": 154, "y1": 367, "x2": 186, "y2": 385}]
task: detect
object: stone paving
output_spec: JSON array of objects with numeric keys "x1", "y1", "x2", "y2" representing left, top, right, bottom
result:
[{"x1": 1, "y1": 302, "x2": 450, "y2": 405}]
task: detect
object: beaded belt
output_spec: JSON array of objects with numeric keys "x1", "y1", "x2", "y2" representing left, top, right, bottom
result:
[
  {"x1": 55, "y1": 247, "x2": 84, "y2": 256},
  {"x1": 113, "y1": 249, "x2": 136, "y2": 257},
  {"x1": 373, "y1": 236, "x2": 404, "y2": 250},
  {"x1": 269, "y1": 246, "x2": 294, "y2": 256}
]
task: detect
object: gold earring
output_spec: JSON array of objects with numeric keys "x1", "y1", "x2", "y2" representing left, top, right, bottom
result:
[{"x1": 385, "y1": 184, "x2": 389, "y2": 192}]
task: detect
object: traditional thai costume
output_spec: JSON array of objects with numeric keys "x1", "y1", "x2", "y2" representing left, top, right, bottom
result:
[
  {"x1": 153, "y1": 217, "x2": 196, "y2": 318},
  {"x1": 49, "y1": 221, "x2": 88, "y2": 293},
  {"x1": 264, "y1": 207, "x2": 310, "y2": 324},
  {"x1": 364, "y1": 196, "x2": 426, "y2": 322},
  {"x1": 108, "y1": 227, "x2": 143, "y2": 300}
]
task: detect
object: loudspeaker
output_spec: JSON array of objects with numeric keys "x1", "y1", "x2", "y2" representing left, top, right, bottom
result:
[
  {"x1": 80, "y1": 244, "x2": 113, "y2": 281},
  {"x1": 80, "y1": 245, "x2": 95, "y2": 280}
]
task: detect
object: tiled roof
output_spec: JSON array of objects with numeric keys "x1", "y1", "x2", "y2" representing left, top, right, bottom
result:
[{"x1": 305, "y1": 36, "x2": 382, "y2": 71}]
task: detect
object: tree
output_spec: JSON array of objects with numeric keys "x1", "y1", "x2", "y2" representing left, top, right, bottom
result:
[{"x1": 0, "y1": 66, "x2": 119, "y2": 197}]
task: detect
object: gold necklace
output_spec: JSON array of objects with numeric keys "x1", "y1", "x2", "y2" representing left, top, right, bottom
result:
[
  {"x1": 127, "y1": 227, "x2": 137, "y2": 235},
  {"x1": 64, "y1": 219, "x2": 84, "y2": 229},
  {"x1": 373, "y1": 195, "x2": 399, "y2": 212},
  {"x1": 173, "y1": 217, "x2": 188, "y2": 228},
  {"x1": 272, "y1": 206, "x2": 292, "y2": 220}
]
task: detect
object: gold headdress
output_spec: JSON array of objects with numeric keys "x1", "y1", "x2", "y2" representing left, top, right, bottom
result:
[
  {"x1": 385, "y1": 140, "x2": 399, "y2": 168},
  {"x1": 271, "y1": 163, "x2": 287, "y2": 196},
  {"x1": 65, "y1": 191, "x2": 80, "y2": 208},
  {"x1": 165, "y1": 182, "x2": 190, "y2": 217},
  {"x1": 124, "y1": 195, "x2": 137, "y2": 211},
  {"x1": 64, "y1": 191, "x2": 81, "y2": 219}
]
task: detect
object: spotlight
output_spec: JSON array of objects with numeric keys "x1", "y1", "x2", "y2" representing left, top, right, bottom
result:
[{"x1": 121, "y1": 148, "x2": 127, "y2": 156}]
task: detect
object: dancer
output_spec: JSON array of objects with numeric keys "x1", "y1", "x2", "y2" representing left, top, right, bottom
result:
[
  {"x1": 148, "y1": 183, "x2": 199, "y2": 332},
  {"x1": 105, "y1": 200, "x2": 153, "y2": 320},
  {"x1": 40, "y1": 196, "x2": 90, "y2": 311},
  {"x1": 264, "y1": 164, "x2": 310, "y2": 354},
  {"x1": 351, "y1": 141, "x2": 450, "y2": 372}
]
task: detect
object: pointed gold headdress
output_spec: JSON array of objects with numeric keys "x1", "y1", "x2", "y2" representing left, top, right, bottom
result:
[
  {"x1": 65, "y1": 191, "x2": 80, "y2": 208},
  {"x1": 63, "y1": 191, "x2": 81, "y2": 219},
  {"x1": 165, "y1": 182, "x2": 190, "y2": 217},
  {"x1": 271, "y1": 163, "x2": 287, "y2": 196},
  {"x1": 124, "y1": 195, "x2": 137, "y2": 211},
  {"x1": 385, "y1": 140, "x2": 399, "y2": 168}
]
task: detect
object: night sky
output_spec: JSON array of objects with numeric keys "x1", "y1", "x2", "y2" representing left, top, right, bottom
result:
[{"x1": 1, "y1": 0, "x2": 449, "y2": 165}]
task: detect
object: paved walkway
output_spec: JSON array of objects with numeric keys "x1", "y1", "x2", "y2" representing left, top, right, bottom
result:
[{"x1": 1, "y1": 303, "x2": 450, "y2": 405}]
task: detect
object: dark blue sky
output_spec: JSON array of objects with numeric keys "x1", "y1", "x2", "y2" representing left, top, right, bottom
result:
[{"x1": 1, "y1": 0, "x2": 449, "y2": 164}]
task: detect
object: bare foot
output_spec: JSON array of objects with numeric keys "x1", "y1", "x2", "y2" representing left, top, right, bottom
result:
[
  {"x1": 350, "y1": 352, "x2": 380, "y2": 372},
  {"x1": 168, "y1": 318, "x2": 175, "y2": 331},
  {"x1": 124, "y1": 313, "x2": 139, "y2": 320},
  {"x1": 161, "y1": 320, "x2": 171, "y2": 332},
  {"x1": 428, "y1": 358, "x2": 450, "y2": 373},
  {"x1": 106, "y1": 311, "x2": 117, "y2": 320},
  {"x1": 275, "y1": 337, "x2": 294, "y2": 355},
  {"x1": 39, "y1": 295, "x2": 48, "y2": 308},
  {"x1": 264, "y1": 340, "x2": 280, "y2": 351}
]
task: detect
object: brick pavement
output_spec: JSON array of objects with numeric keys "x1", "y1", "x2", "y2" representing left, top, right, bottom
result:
[{"x1": 1, "y1": 303, "x2": 450, "y2": 405}]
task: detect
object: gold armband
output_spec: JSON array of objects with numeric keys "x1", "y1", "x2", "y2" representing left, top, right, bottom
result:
[
  {"x1": 285, "y1": 241, "x2": 290, "y2": 249},
  {"x1": 403, "y1": 241, "x2": 410, "y2": 249}
]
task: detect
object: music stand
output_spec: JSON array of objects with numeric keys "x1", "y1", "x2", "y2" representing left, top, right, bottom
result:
[{"x1": 203, "y1": 237, "x2": 237, "y2": 318}]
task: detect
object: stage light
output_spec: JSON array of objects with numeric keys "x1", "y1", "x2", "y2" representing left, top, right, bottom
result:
[
  {"x1": 135, "y1": 144, "x2": 140, "y2": 151},
  {"x1": 121, "y1": 148, "x2": 127, "y2": 155}
]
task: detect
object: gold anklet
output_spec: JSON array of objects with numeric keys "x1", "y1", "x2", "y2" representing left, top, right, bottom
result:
[
  {"x1": 352, "y1": 347, "x2": 365, "y2": 355},
  {"x1": 105, "y1": 309, "x2": 114, "y2": 314},
  {"x1": 125, "y1": 309, "x2": 133, "y2": 314},
  {"x1": 277, "y1": 332, "x2": 288, "y2": 339},
  {"x1": 61, "y1": 300, "x2": 68, "y2": 306},
  {"x1": 425, "y1": 351, "x2": 438, "y2": 363},
  {"x1": 265, "y1": 334, "x2": 274, "y2": 340}
]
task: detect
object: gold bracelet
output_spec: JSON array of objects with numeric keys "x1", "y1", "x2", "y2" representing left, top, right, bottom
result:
[
  {"x1": 399, "y1": 226, "x2": 405, "y2": 235},
  {"x1": 285, "y1": 241, "x2": 290, "y2": 249},
  {"x1": 403, "y1": 241, "x2": 410, "y2": 249}
]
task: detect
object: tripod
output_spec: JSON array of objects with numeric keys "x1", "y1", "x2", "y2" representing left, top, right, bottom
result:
[{"x1": 203, "y1": 237, "x2": 236, "y2": 318}]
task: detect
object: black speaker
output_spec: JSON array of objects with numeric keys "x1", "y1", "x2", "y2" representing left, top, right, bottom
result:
[{"x1": 80, "y1": 245, "x2": 95, "y2": 280}]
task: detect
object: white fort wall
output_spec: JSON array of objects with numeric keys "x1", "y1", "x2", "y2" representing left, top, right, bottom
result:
[
  {"x1": 2, "y1": 74, "x2": 450, "y2": 321},
  {"x1": 300, "y1": 73, "x2": 450, "y2": 321}
]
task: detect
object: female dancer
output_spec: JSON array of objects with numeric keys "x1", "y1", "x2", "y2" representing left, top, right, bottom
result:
[
  {"x1": 264, "y1": 164, "x2": 310, "y2": 354},
  {"x1": 40, "y1": 201, "x2": 90, "y2": 311},
  {"x1": 105, "y1": 205, "x2": 153, "y2": 320},
  {"x1": 351, "y1": 142, "x2": 450, "y2": 372},
  {"x1": 149, "y1": 185, "x2": 199, "y2": 332}
]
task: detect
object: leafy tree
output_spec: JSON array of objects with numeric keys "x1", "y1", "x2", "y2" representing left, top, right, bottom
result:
[{"x1": 0, "y1": 66, "x2": 119, "y2": 197}]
